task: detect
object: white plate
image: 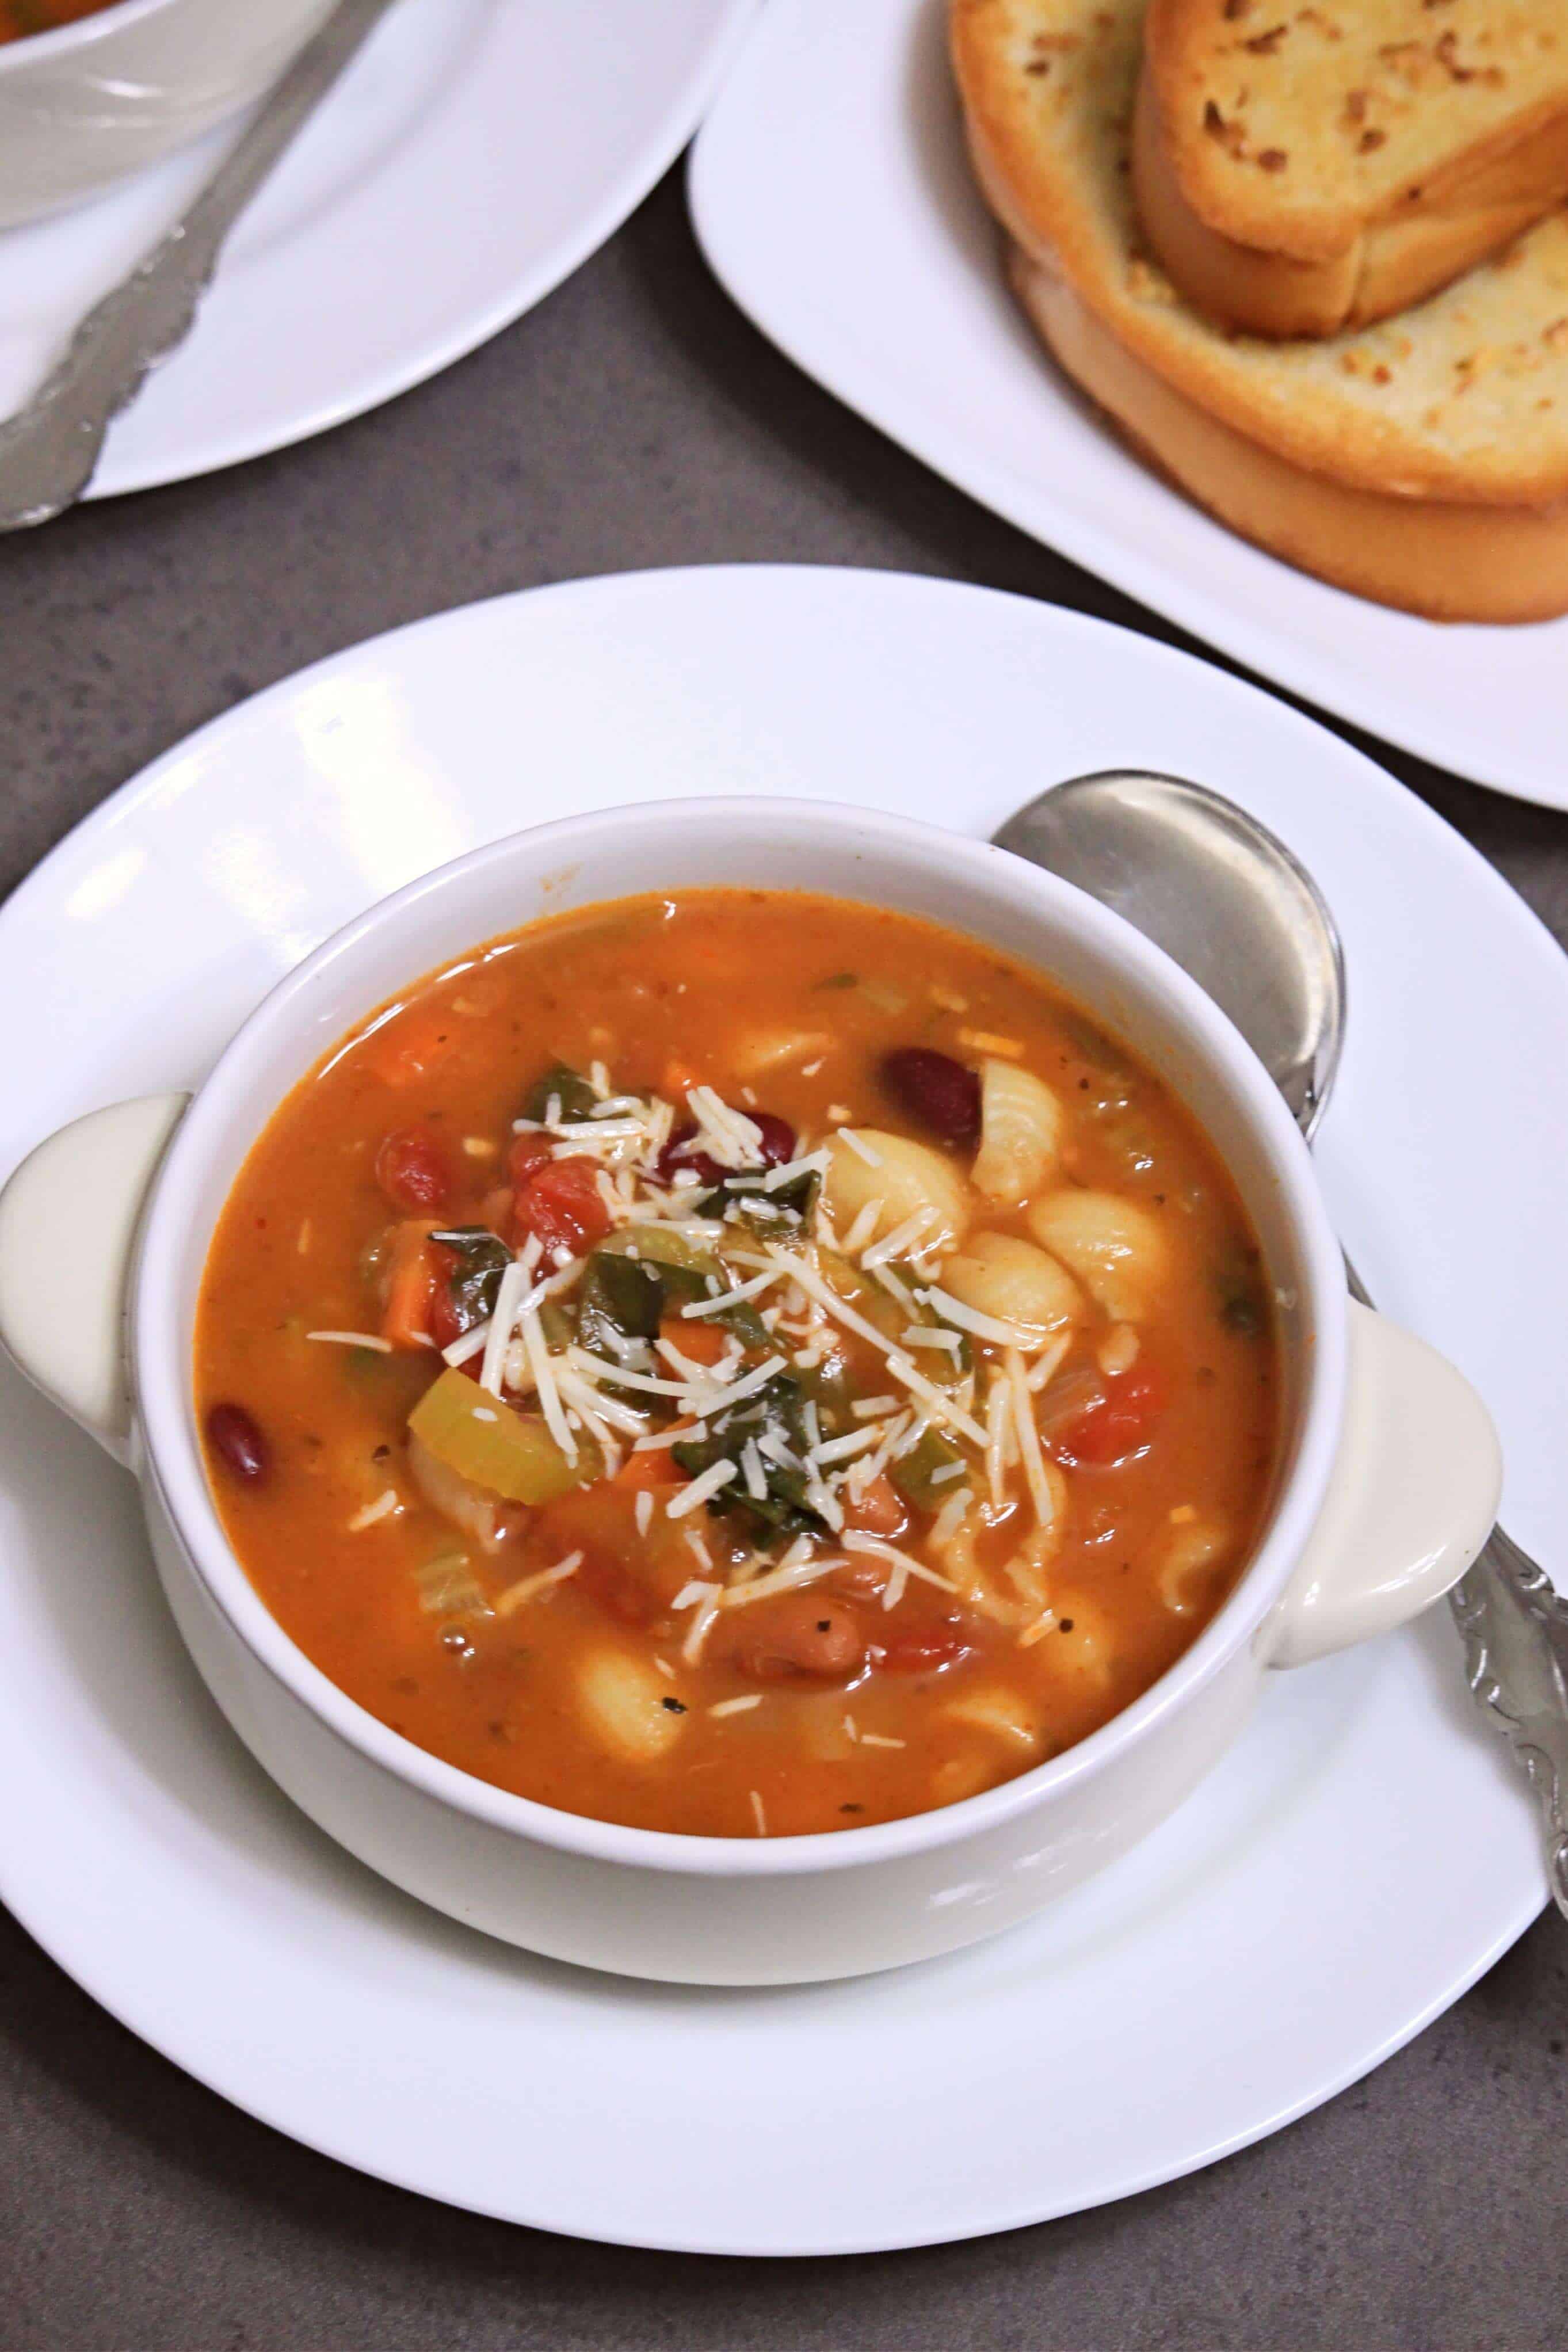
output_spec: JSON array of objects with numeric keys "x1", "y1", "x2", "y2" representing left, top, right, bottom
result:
[
  {"x1": 0, "y1": 0, "x2": 757, "y2": 497},
  {"x1": 689, "y1": 0, "x2": 1568, "y2": 812},
  {"x1": 0, "y1": 566, "x2": 1552, "y2": 2254}
]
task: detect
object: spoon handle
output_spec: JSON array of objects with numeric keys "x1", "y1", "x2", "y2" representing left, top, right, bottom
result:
[
  {"x1": 0, "y1": 0, "x2": 399, "y2": 531},
  {"x1": 1344, "y1": 1251, "x2": 1568, "y2": 1918}
]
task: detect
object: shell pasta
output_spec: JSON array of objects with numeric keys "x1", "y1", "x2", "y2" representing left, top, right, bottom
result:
[{"x1": 195, "y1": 890, "x2": 1280, "y2": 1838}]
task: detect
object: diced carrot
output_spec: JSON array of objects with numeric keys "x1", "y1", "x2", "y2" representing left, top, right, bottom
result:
[
  {"x1": 382, "y1": 1219, "x2": 441, "y2": 1350},
  {"x1": 613, "y1": 1447, "x2": 691, "y2": 1492},
  {"x1": 659, "y1": 1313, "x2": 728, "y2": 1368},
  {"x1": 365, "y1": 1005, "x2": 460, "y2": 1089},
  {"x1": 841, "y1": 1472, "x2": 907, "y2": 1538}
]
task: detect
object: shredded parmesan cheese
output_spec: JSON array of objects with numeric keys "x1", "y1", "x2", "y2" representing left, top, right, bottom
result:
[
  {"x1": 1005, "y1": 1347, "x2": 1056, "y2": 1533},
  {"x1": 493, "y1": 1552, "x2": 583, "y2": 1618},
  {"x1": 346, "y1": 1490, "x2": 399, "y2": 1532},
  {"x1": 666, "y1": 1461, "x2": 738, "y2": 1518},
  {"x1": 307, "y1": 1330, "x2": 392, "y2": 1353}
]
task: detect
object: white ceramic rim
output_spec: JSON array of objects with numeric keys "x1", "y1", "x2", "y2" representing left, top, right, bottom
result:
[
  {"x1": 0, "y1": 0, "x2": 170, "y2": 68},
  {"x1": 132, "y1": 795, "x2": 1348, "y2": 1880}
]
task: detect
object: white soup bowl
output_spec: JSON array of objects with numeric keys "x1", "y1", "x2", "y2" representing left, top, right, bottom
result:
[{"x1": 0, "y1": 799, "x2": 1501, "y2": 1982}]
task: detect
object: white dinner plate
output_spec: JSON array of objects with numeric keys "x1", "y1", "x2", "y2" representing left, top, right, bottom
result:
[
  {"x1": 0, "y1": 566, "x2": 1553, "y2": 2254},
  {"x1": 689, "y1": 0, "x2": 1568, "y2": 811},
  {"x1": 0, "y1": 0, "x2": 757, "y2": 498}
]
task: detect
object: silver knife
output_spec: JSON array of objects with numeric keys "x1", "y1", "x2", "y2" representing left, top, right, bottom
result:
[{"x1": 0, "y1": 0, "x2": 400, "y2": 531}]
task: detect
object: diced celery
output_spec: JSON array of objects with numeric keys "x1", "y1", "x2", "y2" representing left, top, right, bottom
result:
[
  {"x1": 408, "y1": 1368, "x2": 597, "y2": 1503},
  {"x1": 601, "y1": 1223, "x2": 718, "y2": 1278}
]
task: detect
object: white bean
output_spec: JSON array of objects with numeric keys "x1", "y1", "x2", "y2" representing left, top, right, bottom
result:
[{"x1": 576, "y1": 1646, "x2": 686, "y2": 1764}]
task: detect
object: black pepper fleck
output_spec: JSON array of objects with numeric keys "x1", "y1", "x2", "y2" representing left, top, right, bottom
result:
[{"x1": 662, "y1": 1697, "x2": 687, "y2": 1714}]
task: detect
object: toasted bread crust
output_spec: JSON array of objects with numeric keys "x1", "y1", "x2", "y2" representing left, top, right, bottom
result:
[
  {"x1": 1133, "y1": 62, "x2": 1568, "y2": 336},
  {"x1": 1009, "y1": 244, "x2": 1568, "y2": 619},
  {"x1": 949, "y1": 0, "x2": 1568, "y2": 506},
  {"x1": 1144, "y1": 0, "x2": 1568, "y2": 264}
]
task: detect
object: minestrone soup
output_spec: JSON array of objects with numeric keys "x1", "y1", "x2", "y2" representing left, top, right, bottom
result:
[
  {"x1": 0, "y1": 2, "x2": 119, "y2": 41},
  {"x1": 196, "y1": 891, "x2": 1280, "y2": 1838}
]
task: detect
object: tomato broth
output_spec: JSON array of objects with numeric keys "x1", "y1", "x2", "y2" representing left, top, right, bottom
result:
[
  {"x1": 0, "y1": 2, "x2": 119, "y2": 41},
  {"x1": 196, "y1": 890, "x2": 1280, "y2": 1838}
]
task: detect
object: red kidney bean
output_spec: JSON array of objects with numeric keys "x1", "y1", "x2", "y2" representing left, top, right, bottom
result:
[
  {"x1": 880, "y1": 1048, "x2": 981, "y2": 1148},
  {"x1": 749, "y1": 1111, "x2": 797, "y2": 1167},
  {"x1": 205, "y1": 1402, "x2": 270, "y2": 1484},
  {"x1": 375, "y1": 1124, "x2": 455, "y2": 1214},
  {"x1": 656, "y1": 1110, "x2": 796, "y2": 1187},
  {"x1": 728, "y1": 1594, "x2": 867, "y2": 1681}
]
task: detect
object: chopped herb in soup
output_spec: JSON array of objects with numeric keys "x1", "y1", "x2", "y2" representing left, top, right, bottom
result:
[{"x1": 195, "y1": 891, "x2": 1280, "y2": 1838}]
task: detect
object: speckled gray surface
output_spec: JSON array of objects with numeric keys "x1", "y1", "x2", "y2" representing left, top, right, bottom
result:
[{"x1": 1, "y1": 169, "x2": 1565, "y2": 2351}]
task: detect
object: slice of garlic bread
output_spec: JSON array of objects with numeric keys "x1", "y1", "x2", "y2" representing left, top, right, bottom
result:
[
  {"x1": 1139, "y1": 0, "x2": 1568, "y2": 334},
  {"x1": 949, "y1": 0, "x2": 1568, "y2": 614}
]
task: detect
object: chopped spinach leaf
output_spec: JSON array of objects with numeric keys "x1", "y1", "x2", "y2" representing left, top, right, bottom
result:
[
  {"x1": 672, "y1": 1373, "x2": 829, "y2": 1537},
  {"x1": 699, "y1": 1165, "x2": 820, "y2": 1235},
  {"x1": 521, "y1": 1062, "x2": 597, "y2": 1123},
  {"x1": 429, "y1": 1226, "x2": 512, "y2": 1330},
  {"x1": 577, "y1": 1251, "x2": 664, "y2": 1356}
]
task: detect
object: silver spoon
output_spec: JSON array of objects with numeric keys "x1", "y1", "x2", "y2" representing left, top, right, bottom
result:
[
  {"x1": 997, "y1": 769, "x2": 1568, "y2": 1919},
  {"x1": 0, "y1": 0, "x2": 399, "y2": 531}
]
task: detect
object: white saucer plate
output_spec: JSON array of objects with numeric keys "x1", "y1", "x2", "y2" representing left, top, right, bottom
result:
[
  {"x1": 0, "y1": 0, "x2": 757, "y2": 497},
  {"x1": 689, "y1": 0, "x2": 1568, "y2": 812},
  {"x1": 0, "y1": 566, "x2": 1554, "y2": 2254}
]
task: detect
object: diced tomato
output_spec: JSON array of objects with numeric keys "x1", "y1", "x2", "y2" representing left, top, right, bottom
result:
[
  {"x1": 511, "y1": 1154, "x2": 613, "y2": 1261},
  {"x1": 507, "y1": 1133, "x2": 553, "y2": 1187},
  {"x1": 375, "y1": 1125, "x2": 455, "y2": 1214},
  {"x1": 872, "y1": 1609, "x2": 976, "y2": 1675},
  {"x1": 1055, "y1": 1364, "x2": 1166, "y2": 1467},
  {"x1": 658, "y1": 1313, "x2": 728, "y2": 1368}
]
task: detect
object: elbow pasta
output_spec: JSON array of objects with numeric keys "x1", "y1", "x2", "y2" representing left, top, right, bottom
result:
[
  {"x1": 1025, "y1": 1190, "x2": 1170, "y2": 1322},
  {"x1": 823, "y1": 1129, "x2": 972, "y2": 1250},
  {"x1": 972, "y1": 1058, "x2": 1065, "y2": 1207},
  {"x1": 943, "y1": 1230, "x2": 1082, "y2": 1340}
]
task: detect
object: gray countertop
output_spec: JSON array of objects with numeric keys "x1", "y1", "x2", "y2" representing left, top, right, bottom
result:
[{"x1": 1, "y1": 171, "x2": 1565, "y2": 2351}]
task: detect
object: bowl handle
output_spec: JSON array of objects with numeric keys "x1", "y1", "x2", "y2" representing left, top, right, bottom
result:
[
  {"x1": 1267, "y1": 1298, "x2": 1501, "y2": 1668},
  {"x1": 0, "y1": 1094, "x2": 190, "y2": 1467}
]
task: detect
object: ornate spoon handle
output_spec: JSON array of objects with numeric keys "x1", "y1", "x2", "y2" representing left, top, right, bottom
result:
[
  {"x1": 1344, "y1": 1253, "x2": 1568, "y2": 1916},
  {"x1": 0, "y1": 0, "x2": 398, "y2": 531}
]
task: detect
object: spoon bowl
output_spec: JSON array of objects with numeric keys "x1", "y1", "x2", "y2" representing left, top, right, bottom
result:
[
  {"x1": 997, "y1": 764, "x2": 1568, "y2": 1919},
  {"x1": 994, "y1": 770, "x2": 1345, "y2": 1141}
]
